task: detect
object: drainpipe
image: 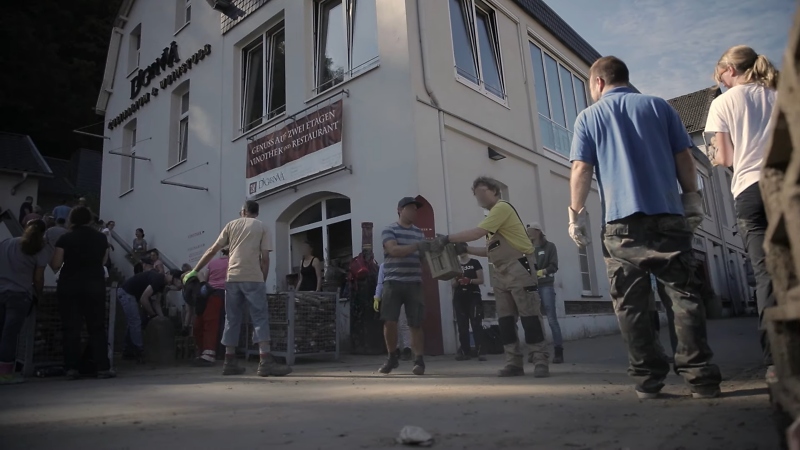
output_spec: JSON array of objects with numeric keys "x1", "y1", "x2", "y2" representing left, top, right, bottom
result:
[
  {"x1": 416, "y1": 0, "x2": 451, "y2": 233},
  {"x1": 10, "y1": 173, "x2": 29, "y2": 195}
]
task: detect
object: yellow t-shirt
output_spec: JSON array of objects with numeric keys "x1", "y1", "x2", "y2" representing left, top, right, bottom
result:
[
  {"x1": 478, "y1": 201, "x2": 534, "y2": 254},
  {"x1": 212, "y1": 217, "x2": 272, "y2": 283}
]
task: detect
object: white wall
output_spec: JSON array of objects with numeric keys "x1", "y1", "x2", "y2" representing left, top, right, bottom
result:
[{"x1": 0, "y1": 175, "x2": 39, "y2": 221}]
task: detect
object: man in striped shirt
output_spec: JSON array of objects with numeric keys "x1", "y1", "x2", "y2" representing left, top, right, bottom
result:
[{"x1": 378, "y1": 197, "x2": 428, "y2": 375}]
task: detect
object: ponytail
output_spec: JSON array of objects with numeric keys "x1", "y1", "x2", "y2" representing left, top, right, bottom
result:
[
  {"x1": 746, "y1": 54, "x2": 779, "y2": 89},
  {"x1": 21, "y1": 219, "x2": 46, "y2": 256},
  {"x1": 715, "y1": 45, "x2": 779, "y2": 90}
]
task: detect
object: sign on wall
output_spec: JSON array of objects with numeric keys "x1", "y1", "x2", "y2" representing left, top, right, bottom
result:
[{"x1": 246, "y1": 100, "x2": 343, "y2": 198}]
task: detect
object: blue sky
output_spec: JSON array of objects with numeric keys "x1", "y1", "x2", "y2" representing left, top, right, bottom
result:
[{"x1": 545, "y1": 0, "x2": 796, "y2": 99}]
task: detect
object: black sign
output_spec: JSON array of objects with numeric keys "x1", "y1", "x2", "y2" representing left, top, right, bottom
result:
[{"x1": 130, "y1": 41, "x2": 180, "y2": 99}]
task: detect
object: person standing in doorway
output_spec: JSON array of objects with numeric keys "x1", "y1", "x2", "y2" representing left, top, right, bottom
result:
[
  {"x1": 296, "y1": 241, "x2": 323, "y2": 292},
  {"x1": 49, "y1": 206, "x2": 114, "y2": 380},
  {"x1": 193, "y1": 248, "x2": 229, "y2": 366},
  {"x1": 18, "y1": 196, "x2": 33, "y2": 225},
  {"x1": 568, "y1": 56, "x2": 721, "y2": 399},
  {"x1": 704, "y1": 45, "x2": 778, "y2": 382},
  {"x1": 431, "y1": 177, "x2": 550, "y2": 378},
  {"x1": 374, "y1": 263, "x2": 413, "y2": 361},
  {"x1": 0, "y1": 219, "x2": 50, "y2": 384},
  {"x1": 378, "y1": 197, "x2": 428, "y2": 375},
  {"x1": 52, "y1": 199, "x2": 72, "y2": 224},
  {"x1": 451, "y1": 248, "x2": 486, "y2": 362},
  {"x1": 184, "y1": 200, "x2": 291, "y2": 377},
  {"x1": 526, "y1": 223, "x2": 564, "y2": 364}
]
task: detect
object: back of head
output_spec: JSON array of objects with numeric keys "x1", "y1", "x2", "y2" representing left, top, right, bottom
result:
[
  {"x1": 169, "y1": 268, "x2": 184, "y2": 280},
  {"x1": 21, "y1": 219, "x2": 47, "y2": 255},
  {"x1": 716, "y1": 45, "x2": 779, "y2": 89},
  {"x1": 68, "y1": 206, "x2": 93, "y2": 229},
  {"x1": 244, "y1": 200, "x2": 259, "y2": 216},
  {"x1": 590, "y1": 56, "x2": 630, "y2": 86}
]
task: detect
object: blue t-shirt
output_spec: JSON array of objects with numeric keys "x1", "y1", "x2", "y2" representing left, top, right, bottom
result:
[
  {"x1": 52, "y1": 205, "x2": 72, "y2": 222},
  {"x1": 570, "y1": 87, "x2": 693, "y2": 224},
  {"x1": 381, "y1": 222, "x2": 424, "y2": 283}
]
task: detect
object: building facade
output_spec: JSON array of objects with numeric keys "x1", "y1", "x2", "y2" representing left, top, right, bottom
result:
[
  {"x1": 97, "y1": 0, "x2": 621, "y2": 355},
  {"x1": 668, "y1": 87, "x2": 755, "y2": 316}
]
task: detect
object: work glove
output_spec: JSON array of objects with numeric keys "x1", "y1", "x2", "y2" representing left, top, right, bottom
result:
[
  {"x1": 458, "y1": 277, "x2": 470, "y2": 286},
  {"x1": 536, "y1": 269, "x2": 545, "y2": 278},
  {"x1": 454, "y1": 242, "x2": 468, "y2": 255},
  {"x1": 373, "y1": 296, "x2": 381, "y2": 312},
  {"x1": 568, "y1": 207, "x2": 591, "y2": 247},
  {"x1": 682, "y1": 192, "x2": 704, "y2": 231},
  {"x1": 417, "y1": 240, "x2": 432, "y2": 253},
  {"x1": 182, "y1": 270, "x2": 198, "y2": 284},
  {"x1": 430, "y1": 234, "x2": 450, "y2": 253}
]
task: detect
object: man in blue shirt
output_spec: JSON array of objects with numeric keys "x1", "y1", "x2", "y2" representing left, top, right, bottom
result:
[{"x1": 568, "y1": 56, "x2": 721, "y2": 399}]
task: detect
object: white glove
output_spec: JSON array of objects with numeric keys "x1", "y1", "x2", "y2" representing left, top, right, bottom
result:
[
  {"x1": 682, "y1": 192, "x2": 704, "y2": 231},
  {"x1": 568, "y1": 207, "x2": 591, "y2": 247}
]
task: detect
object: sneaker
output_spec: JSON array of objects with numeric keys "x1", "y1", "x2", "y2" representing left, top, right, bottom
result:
[
  {"x1": 497, "y1": 365, "x2": 524, "y2": 377},
  {"x1": 412, "y1": 358, "x2": 426, "y2": 376},
  {"x1": 97, "y1": 370, "x2": 117, "y2": 379},
  {"x1": 257, "y1": 354, "x2": 292, "y2": 377},
  {"x1": 691, "y1": 386, "x2": 721, "y2": 399},
  {"x1": 533, "y1": 364, "x2": 550, "y2": 378},
  {"x1": 552, "y1": 347, "x2": 564, "y2": 364},
  {"x1": 635, "y1": 388, "x2": 660, "y2": 400},
  {"x1": 477, "y1": 355, "x2": 487, "y2": 362},
  {"x1": 455, "y1": 350, "x2": 471, "y2": 361},
  {"x1": 766, "y1": 365, "x2": 778, "y2": 384},
  {"x1": 222, "y1": 358, "x2": 246, "y2": 376},
  {"x1": 66, "y1": 369, "x2": 81, "y2": 380},
  {"x1": 401, "y1": 348, "x2": 413, "y2": 361},
  {"x1": 192, "y1": 357, "x2": 215, "y2": 367},
  {"x1": 379, "y1": 356, "x2": 399, "y2": 374}
]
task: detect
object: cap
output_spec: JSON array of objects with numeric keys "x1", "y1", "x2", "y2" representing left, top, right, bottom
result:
[
  {"x1": 398, "y1": 197, "x2": 423, "y2": 209},
  {"x1": 527, "y1": 222, "x2": 543, "y2": 232}
]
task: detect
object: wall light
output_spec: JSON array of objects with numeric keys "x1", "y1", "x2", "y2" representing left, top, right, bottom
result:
[{"x1": 488, "y1": 148, "x2": 506, "y2": 161}]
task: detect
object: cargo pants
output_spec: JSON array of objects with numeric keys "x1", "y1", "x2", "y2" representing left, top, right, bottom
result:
[
  {"x1": 489, "y1": 234, "x2": 549, "y2": 368},
  {"x1": 602, "y1": 214, "x2": 721, "y2": 393}
]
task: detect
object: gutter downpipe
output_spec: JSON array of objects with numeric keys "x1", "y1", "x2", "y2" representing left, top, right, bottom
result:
[{"x1": 416, "y1": 0, "x2": 451, "y2": 234}]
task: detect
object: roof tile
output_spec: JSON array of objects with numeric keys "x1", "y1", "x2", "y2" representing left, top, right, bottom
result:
[
  {"x1": 0, "y1": 132, "x2": 53, "y2": 176},
  {"x1": 667, "y1": 87, "x2": 722, "y2": 134}
]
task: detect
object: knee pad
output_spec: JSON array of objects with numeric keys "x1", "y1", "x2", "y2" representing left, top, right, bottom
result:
[
  {"x1": 498, "y1": 316, "x2": 518, "y2": 345},
  {"x1": 520, "y1": 315, "x2": 545, "y2": 344}
]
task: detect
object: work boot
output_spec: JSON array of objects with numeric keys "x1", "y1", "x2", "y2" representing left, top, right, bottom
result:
[
  {"x1": 401, "y1": 347, "x2": 413, "y2": 361},
  {"x1": 691, "y1": 386, "x2": 721, "y2": 399},
  {"x1": 412, "y1": 357, "x2": 426, "y2": 375},
  {"x1": 553, "y1": 346, "x2": 564, "y2": 364},
  {"x1": 257, "y1": 353, "x2": 292, "y2": 377},
  {"x1": 222, "y1": 356, "x2": 246, "y2": 376},
  {"x1": 379, "y1": 353, "x2": 400, "y2": 374},
  {"x1": 192, "y1": 357, "x2": 215, "y2": 367},
  {"x1": 635, "y1": 388, "x2": 661, "y2": 400},
  {"x1": 65, "y1": 369, "x2": 81, "y2": 380},
  {"x1": 533, "y1": 364, "x2": 550, "y2": 378},
  {"x1": 455, "y1": 349, "x2": 471, "y2": 361},
  {"x1": 97, "y1": 370, "x2": 117, "y2": 379},
  {"x1": 497, "y1": 365, "x2": 524, "y2": 377}
]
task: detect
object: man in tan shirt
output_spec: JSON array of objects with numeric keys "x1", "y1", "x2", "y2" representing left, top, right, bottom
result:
[{"x1": 186, "y1": 200, "x2": 291, "y2": 377}]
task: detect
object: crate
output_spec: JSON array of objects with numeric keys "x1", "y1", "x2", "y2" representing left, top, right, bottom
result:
[{"x1": 424, "y1": 243, "x2": 461, "y2": 280}]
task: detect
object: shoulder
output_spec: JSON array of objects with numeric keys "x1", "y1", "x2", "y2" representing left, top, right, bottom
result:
[
  {"x1": 492, "y1": 201, "x2": 513, "y2": 213},
  {"x1": 471, "y1": 258, "x2": 483, "y2": 266}
]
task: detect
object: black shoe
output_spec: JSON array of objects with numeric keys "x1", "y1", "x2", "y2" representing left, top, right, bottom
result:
[
  {"x1": 497, "y1": 365, "x2": 524, "y2": 377},
  {"x1": 222, "y1": 358, "x2": 246, "y2": 376},
  {"x1": 553, "y1": 346, "x2": 564, "y2": 364},
  {"x1": 455, "y1": 350, "x2": 471, "y2": 361},
  {"x1": 257, "y1": 354, "x2": 292, "y2": 377},
  {"x1": 192, "y1": 357, "x2": 215, "y2": 367},
  {"x1": 477, "y1": 354, "x2": 487, "y2": 362},
  {"x1": 401, "y1": 347, "x2": 413, "y2": 361},
  {"x1": 412, "y1": 357, "x2": 426, "y2": 375},
  {"x1": 65, "y1": 369, "x2": 81, "y2": 380},
  {"x1": 379, "y1": 356, "x2": 399, "y2": 374},
  {"x1": 97, "y1": 370, "x2": 117, "y2": 379}
]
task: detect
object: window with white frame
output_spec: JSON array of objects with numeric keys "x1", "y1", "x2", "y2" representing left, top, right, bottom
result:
[
  {"x1": 577, "y1": 244, "x2": 592, "y2": 294},
  {"x1": 698, "y1": 173, "x2": 711, "y2": 216},
  {"x1": 449, "y1": 0, "x2": 505, "y2": 99},
  {"x1": 242, "y1": 23, "x2": 286, "y2": 132},
  {"x1": 176, "y1": 0, "x2": 191, "y2": 30},
  {"x1": 178, "y1": 91, "x2": 190, "y2": 164},
  {"x1": 314, "y1": 0, "x2": 379, "y2": 94},
  {"x1": 169, "y1": 82, "x2": 190, "y2": 167},
  {"x1": 529, "y1": 42, "x2": 589, "y2": 158},
  {"x1": 128, "y1": 24, "x2": 142, "y2": 74},
  {"x1": 121, "y1": 120, "x2": 137, "y2": 194}
]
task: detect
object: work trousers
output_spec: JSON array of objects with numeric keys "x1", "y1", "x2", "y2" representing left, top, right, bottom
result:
[
  {"x1": 57, "y1": 282, "x2": 110, "y2": 372},
  {"x1": 194, "y1": 292, "x2": 224, "y2": 356}
]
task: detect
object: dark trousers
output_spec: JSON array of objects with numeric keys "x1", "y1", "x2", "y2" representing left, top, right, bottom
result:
[
  {"x1": 651, "y1": 282, "x2": 678, "y2": 355},
  {"x1": 602, "y1": 214, "x2": 721, "y2": 393},
  {"x1": 0, "y1": 291, "x2": 31, "y2": 363},
  {"x1": 734, "y1": 182, "x2": 775, "y2": 365},
  {"x1": 453, "y1": 289, "x2": 484, "y2": 354},
  {"x1": 57, "y1": 282, "x2": 110, "y2": 372}
]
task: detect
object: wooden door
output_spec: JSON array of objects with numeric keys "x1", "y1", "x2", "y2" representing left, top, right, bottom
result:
[{"x1": 414, "y1": 195, "x2": 444, "y2": 355}]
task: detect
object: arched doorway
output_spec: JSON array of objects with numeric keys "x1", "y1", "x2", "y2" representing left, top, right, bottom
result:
[{"x1": 415, "y1": 195, "x2": 444, "y2": 356}]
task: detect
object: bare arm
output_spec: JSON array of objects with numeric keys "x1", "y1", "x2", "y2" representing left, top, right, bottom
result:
[
  {"x1": 49, "y1": 247, "x2": 64, "y2": 272},
  {"x1": 674, "y1": 148, "x2": 699, "y2": 193},
  {"x1": 261, "y1": 250, "x2": 270, "y2": 282},
  {"x1": 447, "y1": 228, "x2": 489, "y2": 243},
  {"x1": 33, "y1": 267, "x2": 45, "y2": 299},
  {"x1": 193, "y1": 243, "x2": 222, "y2": 273},
  {"x1": 473, "y1": 268, "x2": 485, "y2": 285},
  {"x1": 466, "y1": 246, "x2": 488, "y2": 257},
  {"x1": 139, "y1": 285, "x2": 157, "y2": 316},
  {"x1": 384, "y1": 240, "x2": 421, "y2": 257},
  {"x1": 313, "y1": 258, "x2": 323, "y2": 291},
  {"x1": 712, "y1": 133, "x2": 734, "y2": 168},
  {"x1": 103, "y1": 248, "x2": 109, "y2": 266},
  {"x1": 570, "y1": 160, "x2": 594, "y2": 212},
  {"x1": 295, "y1": 272, "x2": 303, "y2": 290}
]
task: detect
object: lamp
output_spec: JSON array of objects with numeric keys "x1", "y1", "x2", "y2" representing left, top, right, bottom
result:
[{"x1": 488, "y1": 148, "x2": 506, "y2": 161}]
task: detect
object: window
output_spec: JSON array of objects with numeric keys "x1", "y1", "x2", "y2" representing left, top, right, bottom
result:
[
  {"x1": 176, "y1": 0, "x2": 191, "y2": 30},
  {"x1": 529, "y1": 42, "x2": 589, "y2": 158},
  {"x1": 697, "y1": 174, "x2": 711, "y2": 217},
  {"x1": 169, "y1": 83, "x2": 190, "y2": 167},
  {"x1": 178, "y1": 91, "x2": 190, "y2": 163},
  {"x1": 449, "y1": 0, "x2": 505, "y2": 99},
  {"x1": 577, "y1": 245, "x2": 592, "y2": 294},
  {"x1": 121, "y1": 120, "x2": 137, "y2": 194},
  {"x1": 242, "y1": 24, "x2": 286, "y2": 132},
  {"x1": 128, "y1": 24, "x2": 142, "y2": 74},
  {"x1": 314, "y1": 0, "x2": 379, "y2": 93}
]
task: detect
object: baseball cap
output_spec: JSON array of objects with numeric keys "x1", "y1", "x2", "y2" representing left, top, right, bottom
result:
[
  {"x1": 526, "y1": 223, "x2": 544, "y2": 235},
  {"x1": 398, "y1": 197, "x2": 423, "y2": 209}
]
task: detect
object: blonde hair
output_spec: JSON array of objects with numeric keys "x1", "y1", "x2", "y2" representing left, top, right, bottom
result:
[{"x1": 714, "y1": 45, "x2": 779, "y2": 89}]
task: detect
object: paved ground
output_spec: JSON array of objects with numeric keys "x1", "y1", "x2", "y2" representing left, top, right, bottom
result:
[{"x1": 0, "y1": 317, "x2": 776, "y2": 450}]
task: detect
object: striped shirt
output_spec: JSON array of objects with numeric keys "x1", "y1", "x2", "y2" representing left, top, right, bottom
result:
[{"x1": 382, "y1": 222, "x2": 424, "y2": 283}]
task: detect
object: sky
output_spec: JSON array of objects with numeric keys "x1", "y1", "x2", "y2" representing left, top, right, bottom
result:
[{"x1": 545, "y1": 0, "x2": 796, "y2": 100}]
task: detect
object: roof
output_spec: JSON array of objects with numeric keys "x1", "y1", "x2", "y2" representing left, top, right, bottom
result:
[
  {"x1": 40, "y1": 157, "x2": 76, "y2": 196},
  {"x1": 0, "y1": 132, "x2": 53, "y2": 177},
  {"x1": 512, "y1": 0, "x2": 602, "y2": 66},
  {"x1": 667, "y1": 87, "x2": 722, "y2": 134}
]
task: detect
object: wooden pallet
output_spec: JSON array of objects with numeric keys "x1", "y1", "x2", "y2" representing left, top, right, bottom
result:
[{"x1": 763, "y1": 3, "x2": 800, "y2": 444}]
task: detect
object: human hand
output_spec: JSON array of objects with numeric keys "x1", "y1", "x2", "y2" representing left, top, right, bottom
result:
[
  {"x1": 536, "y1": 269, "x2": 545, "y2": 278},
  {"x1": 182, "y1": 270, "x2": 198, "y2": 284},
  {"x1": 430, "y1": 234, "x2": 450, "y2": 253},
  {"x1": 373, "y1": 296, "x2": 381, "y2": 312},
  {"x1": 458, "y1": 277, "x2": 470, "y2": 286},
  {"x1": 568, "y1": 207, "x2": 591, "y2": 247},
  {"x1": 681, "y1": 192, "x2": 704, "y2": 231},
  {"x1": 417, "y1": 240, "x2": 432, "y2": 253}
]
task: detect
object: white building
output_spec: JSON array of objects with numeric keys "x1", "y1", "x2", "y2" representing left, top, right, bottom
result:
[{"x1": 97, "y1": 0, "x2": 624, "y2": 355}]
